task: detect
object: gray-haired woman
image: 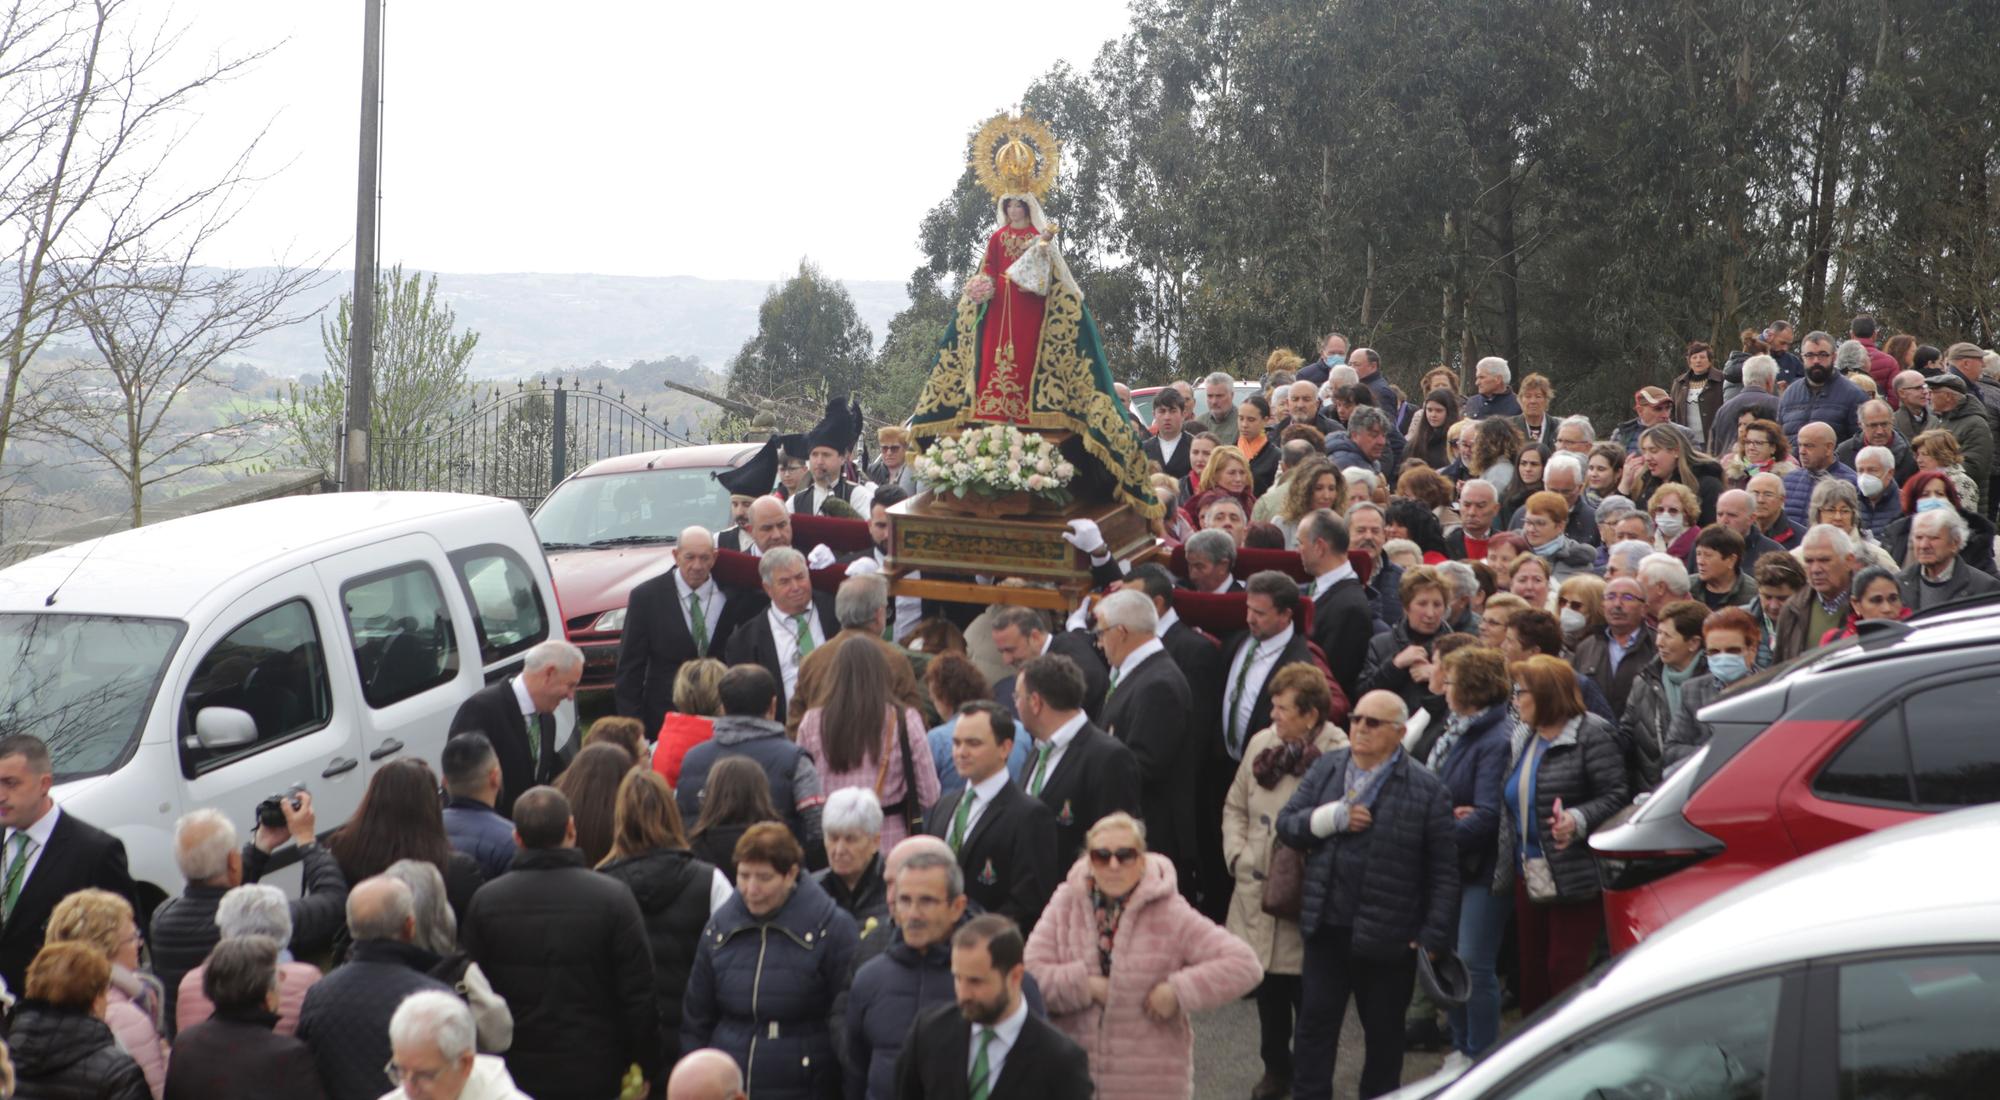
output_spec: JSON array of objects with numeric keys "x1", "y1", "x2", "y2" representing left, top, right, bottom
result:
[
  {"x1": 163, "y1": 936, "x2": 326, "y2": 1100},
  {"x1": 382, "y1": 858, "x2": 514, "y2": 1053},
  {"x1": 174, "y1": 885, "x2": 322, "y2": 1037}
]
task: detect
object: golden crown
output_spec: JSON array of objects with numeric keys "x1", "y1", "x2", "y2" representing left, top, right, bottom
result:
[{"x1": 971, "y1": 112, "x2": 1060, "y2": 200}]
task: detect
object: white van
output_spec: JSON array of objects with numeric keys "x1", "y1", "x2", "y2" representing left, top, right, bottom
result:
[{"x1": 0, "y1": 492, "x2": 574, "y2": 914}]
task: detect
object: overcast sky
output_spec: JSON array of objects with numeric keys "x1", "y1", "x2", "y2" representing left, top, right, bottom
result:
[{"x1": 169, "y1": 0, "x2": 1133, "y2": 284}]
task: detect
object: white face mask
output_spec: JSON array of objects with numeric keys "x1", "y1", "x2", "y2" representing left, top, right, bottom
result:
[
  {"x1": 1654, "y1": 512, "x2": 1686, "y2": 538},
  {"x1": 1857, "y1": 473, "x2": 1885, "y2": 499},
  {"x1": 1559, "y1": 608, "x2": 1587, "y2": 635}
]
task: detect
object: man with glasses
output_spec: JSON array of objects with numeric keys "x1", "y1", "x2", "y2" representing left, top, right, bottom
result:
[
  {"x1": 1553, "y1": 415, "x2": 1596, "y2": 457},
  {"x1": 1776, "y1": 331, "x2": 1864, "y2": 444},
  {"x1": 1571, "y1": 577, "x2": 1656, "y2": 718},
  {"x1": 1836, "y1": 399, "x2": 1918, "y2": 487},
  {"x1": 382, "y1": 991, "x2": 528, "y2": 1100},
  {"x1": 1092, "y1": 589, "x2": 1199, "y2": 902},
  {"x1": 1276, "y1": 689, "x2": 1457, "y2": 1100},
  {"x1": 1892, "y1": 369, "x2": 1930, "y2": 443}
]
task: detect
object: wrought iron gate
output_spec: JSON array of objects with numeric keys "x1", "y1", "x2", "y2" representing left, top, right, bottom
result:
[{"x1": 375, "y1": 379, "x2": 695, "y2": 507}]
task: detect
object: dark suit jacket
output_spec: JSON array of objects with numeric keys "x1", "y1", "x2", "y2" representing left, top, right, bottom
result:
[
  {"x1": 0, "y1": 809, "x2": 137, "y2": 994},
  {"x1": 1046, "y1": 630, "x2": 1111, "y2": 723},
  {"x1": 613, "y1": 568, "x2": 752, "y2": 736},
  {"x1": 1217, "y1": 629, "x2": 1317, "y2": 759},
  {"x1": 719, "y1": 591, "x2": 840, "y2": 725},
  {"x1": 448, "y1": 680, "x2": 569, "y2": 819},
  {"x1": 1099, "y1": 651, "x2": 1197, "y2": 895},
  {"x1": 1571, "y1": 625, "x2": 1659, "y2": 718},
  {"x1": 1142, "y1": 433, "x2": 1193, "y2": 479},
  {"x1": 1310, "y1": 575, "x2": 1377, "y2": 703},
  {"x1": 1160, "y1": 619, "x2": 1224, "y2": 734},
  {"x1": 716, "y1": 527, "x2": 747, "y2": 552},
  {"x1": 1031, "y1": 723, "x2": 1142, "y2": 869},
  {"x1": 895, "y1": 1002, "x2": 1092, "y2": 1100},
  {"x1": 1246, "y1": 438, "x2": 1281, "y2": 496},
  {"x1": 928, "y1": 781, "x2": 1059, "y2": 933},
  {"x1": 1178, "y1": 576, "x2": 1245, "y2": 595}
]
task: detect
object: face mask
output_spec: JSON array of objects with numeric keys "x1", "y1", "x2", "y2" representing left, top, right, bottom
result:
[
  {"x1": 1324, "y1": 354, "x2": 1346, "y2": 367},
  {"x1": 1560, "y1": 608, "x2": 1586, "y2": 635},
  {"x1": 1708, "y1": 652, "x2": 1750, "y2": 684},
  {"x1": 1917, "y1": 497, "x2": 1951, "y2": 514},
  {"x1": 1856, "y1": 473, "x2": 1884, "y2": 499},
  {"x1": 1654, "y1": 512, "x2": 1686, "y2": 538}
]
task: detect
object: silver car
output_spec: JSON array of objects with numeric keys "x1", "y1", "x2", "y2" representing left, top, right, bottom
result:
[{"x1": 1386, "y1": 798, "x2": 2000, "y2": 1098}]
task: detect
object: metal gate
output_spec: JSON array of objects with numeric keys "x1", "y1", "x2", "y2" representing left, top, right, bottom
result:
[{"x1": 375, "y1": 379, "x2": 694, "y2": 507}]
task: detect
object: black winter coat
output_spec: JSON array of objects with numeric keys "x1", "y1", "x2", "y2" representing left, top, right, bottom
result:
[
  {"x1": 1634, "y1": 457, "x2": 1727, "y2": 527},
  {"x1": 1275, "y1": 749, "x2": 1458, "y2": 957},
  {"x1": 164, "y1": 1005, "x2": 326, "y2": 1100},
  {"x1": 812, "y1": 853, "x2": 888, "y2": 927},
  {"x1": 682, "y1": 875, "x2": 858, "y2": 1100},
  {"x1": 1496, "y1": 714, "x2": 1630, "y2": 902},
  {"x1": 297, "y1": 939, "x2": 451, "y2": 1100},
  {"x1": 8, "y1": 1003, "x2": 149, "y2": 1100},
  {"x1": 460, "y1": 846, "x2": 662, "y2": 1100},
  {"x1": 599, "y1": 848, "x2": 717, "y2": 1070},
  {"x1": 1358, "y1": 622, "x2": 1454, "y2": 715}
]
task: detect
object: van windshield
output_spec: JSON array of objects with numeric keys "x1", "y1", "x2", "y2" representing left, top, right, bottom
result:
[
  {"x1": 0, "y1": 614, "x2": 184, "y2": 780},
  {"x1": 534, "y1": 467, "x2": 732, "y2": 549}
]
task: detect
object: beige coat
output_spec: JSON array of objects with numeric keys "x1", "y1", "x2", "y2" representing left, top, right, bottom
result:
[{"x1": 1221, "y1": 722, "x2": 1349, "y2": 974}]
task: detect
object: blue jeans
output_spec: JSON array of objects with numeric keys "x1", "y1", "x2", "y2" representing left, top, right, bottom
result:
[{"x1": 1447, "y1": 881, "x2": 1510, "y2": 1056}]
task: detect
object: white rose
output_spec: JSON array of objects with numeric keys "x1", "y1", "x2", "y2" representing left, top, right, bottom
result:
[{"x1": 1026, "y1": 474, "x2": 1046, "y2": 491}]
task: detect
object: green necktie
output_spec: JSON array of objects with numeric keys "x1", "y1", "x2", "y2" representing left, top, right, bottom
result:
[
  {"x1": 687, "y1": 591, "x2": 709, "y2": 656},
  {"x1": 792, "y1": 613, "x2": 815, "y2": 656},
  {"x1": 525, "y1": 712, "x2": 541, "y2": 772},
  {"x1": 948, "y1": 789, "x2": 977, "y2": 852},
  {"x1": 1226, "y1": 642, "x2": 1258, "y2": 757},
  {"x1": 1105, "y1": 665, "x2": 1122, "y2": 701},
  {"x1": 2, "y1": 832, "x2": 34, "y2": 920},
  {"x1": 968, "y1": 1026, "x2": 996, "y2": 1100},
  {"x1": 1027, "y1": 742, "x2": 1054, "y2": 796}
]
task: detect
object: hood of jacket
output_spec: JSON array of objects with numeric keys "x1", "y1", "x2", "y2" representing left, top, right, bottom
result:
[
  {"x1": 712, "y1": 865, "x2": 842, "y2": 940},
  {"x1": 601, "y1": 847, "x2": 710, "y2": 910},
  {"x1": 7, "y1": 1003, "x2": 118, "y2": 1078},
  {"x1": 711, "y1": 715, "x2": 787, "y2": 745},
  {"x1": 1059, "y1": 843, "x2": 1180, "y2": 914}
]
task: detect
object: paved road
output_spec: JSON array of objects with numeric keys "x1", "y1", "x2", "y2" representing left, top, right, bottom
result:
[{"x1": 1189, "y1": 994, "x2": 1448, "y2": 1100}]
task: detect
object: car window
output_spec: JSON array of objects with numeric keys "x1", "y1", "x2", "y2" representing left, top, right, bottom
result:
[
  {"x1": 1502, "y1": 975, "x2": 1782, "y2": 1099},
  {"x1": 2, "y1": 613, "x2": 184, "y2": 781},
  {"x1": 1838, "y1": 952, "x2": 2000, "y2": 1097},
  {"x1": 533, "y1": 467, "x2": 725, "y2": 549},
  {"x1": 1900, "y1": 677, "x2": 2000, "y2": 807},
  {"x1": 181, "y1": 600, "x2": 331, "y2": 773},
  {"x1": 1814, "y1": 707, "x2": 1917, "y2": 806},
  {"x1": 448, "y1": 546, "x2": 548, "y2": 665},
  {"x1": 341, "y1": 564, "x2": 459, "y2": 708}
]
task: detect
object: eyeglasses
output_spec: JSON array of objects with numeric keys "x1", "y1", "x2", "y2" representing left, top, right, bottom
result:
[
  {"x1": 1088, "y1": 847, "x2": 1142, "y2": 866},
  {"x1": 1350, "y1": 714, "x2": 1404, "y2": 731},
  {"x1": 1803, "y1": 351, "x2": 1835, "y2": 361},
  {"x1": 1511, "y1": 686, "x2": 1530, "y2": 697},
  {"x1": 385, "y1": 1061, "x2": 446, "y2": 1089},
  {"x1": 880, "y1": 444, "x2": 905, "y2": 453},
  {"x1": 1607, "y1": 592, "x2": 1644, "y2": 603}
]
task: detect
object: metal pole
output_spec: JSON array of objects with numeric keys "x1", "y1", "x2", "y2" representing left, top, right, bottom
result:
[
  {"x1": 343, "y1": 0, "x2": 384, "y2": 492},
  {"x1": 551, "y1": 381, "x2": 568, "y2": 490}
]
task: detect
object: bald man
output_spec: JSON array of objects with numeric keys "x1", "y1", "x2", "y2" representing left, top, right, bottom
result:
[
  {"x1": 616, "y1": 525, "x2": 756, "y2": 735},
  {"x1": 743, "y1": 496, "x2": 793, "y2": 556},
  {"x1": 1781, "y1": 421, "x2": 1858, "y2": 530},
  {"x1": 1746, "y1": 472, "x2": 1801, "y2": 549},
  {"x1": 667, "y1": 1049, "x2": 746, "y2": 1100},
  {"x1": 1686, "y1": 489, "x2": 1785, "y2": 575}
]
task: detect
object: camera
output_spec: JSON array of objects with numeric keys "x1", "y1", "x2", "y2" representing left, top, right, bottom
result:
[{"x1": 255, "y1": 784, "x2": 308, "y2": 830}]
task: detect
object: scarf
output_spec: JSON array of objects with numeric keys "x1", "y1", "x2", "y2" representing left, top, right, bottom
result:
[
  {"x1": 1660, "y1": 658, "x2": 1701, "y2": 718},
  {"x1": 1529, "y1": 533, "x2": 1567, "y2": 558},
  {"x1": 1088, "y1": 883, "x2": 1129, "y2": 977},
  {"x1": 1252, "y1": 736, "x2": 1323, "y2": 789},
  {"x1": 1428, "y1": 702, "x2": 1505, "y2": 771}
]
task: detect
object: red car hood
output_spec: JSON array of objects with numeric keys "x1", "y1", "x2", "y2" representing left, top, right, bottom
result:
[{"x1": 547, "y1": 545, "x2": 676, "y2": 622}]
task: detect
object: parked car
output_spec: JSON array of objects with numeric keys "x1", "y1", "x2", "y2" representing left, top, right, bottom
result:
[
  {"x1": 532, "y1": 442, "x2": 758, "y2": 691},
  {"x1": 1127, "y1": 380, "x2": 1264, "y2": 435},
  {"x1": 1387, "y1": 802, "x2": 2000, "y2": 1098},
  {"x1": 1591, "y1": 597, "x2": 2000, "y2": 952},
  {"x1": 0, "y1": 492, "x2": 570, "y2": 915}
]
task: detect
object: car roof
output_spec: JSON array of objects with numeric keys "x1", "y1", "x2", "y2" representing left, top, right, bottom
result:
[
  {"x1": 0, "y1": 492, "x2": 516, "y2": 620},
  {"x1": 1805, "y1": 596, "x2": 2000, "y2": 668},
  {"x1": 567, "y1": 442, "x2": 758, "y2": 477}
]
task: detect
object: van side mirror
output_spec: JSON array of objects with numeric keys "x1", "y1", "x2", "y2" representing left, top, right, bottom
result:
[{"x1": 193, "y1": 707, "x2": 258, "y2": 750}]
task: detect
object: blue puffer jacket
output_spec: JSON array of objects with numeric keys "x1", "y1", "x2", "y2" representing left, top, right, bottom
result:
[
  {"x1": 682, "y1": 874, "x2": 857, "y2": 1100},
  {"x1": 1782, "y1": 462, "x2": 1858, "y2": 531},
  {"x1": 1324, "y1": 431, "x2": 1383, "y2": 478},
  {"x1": 843, "y1": 915, "x2": 1047, "y2": 1100},
  {"x1": 1777, "y1": 372, "x2": 1866, "y2": 443},
  {"x1": 1275, "y1": 748, "x2": 1459, "y2": 957},
  {"x1": 1433, "y1": 704, "x2": 1513, "y2": 886}
]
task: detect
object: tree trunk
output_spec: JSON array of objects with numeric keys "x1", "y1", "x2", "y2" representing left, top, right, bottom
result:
[{"x1": 1361, "y1": 242, "x2": 1375, "y2": 330}]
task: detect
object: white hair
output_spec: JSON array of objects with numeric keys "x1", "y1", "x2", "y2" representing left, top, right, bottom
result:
[
  {"x1": 1984, "y1": 351, "x2": 2000, "y2": 383},
  {"x1": 1743, "y1": 354, "x2": 1778, "y2": 391},
  {"x1": 1382, "y1": 537, "x2": 1421, "y2": 563},
  {"x1": 1329, "y1": 365, "x2": 1359, "y2": 388},
  {"x1": 524, "y1": 639, "x2": 584, "y2": 675},
  {"x1": 1202, "y1": 371, "x2": 1235, "y2": 388},
  {"x1": 1095, "y1": 588, "x2": 1159, "y2": 635},
  {"x1": 217, "y1": 884, "x2": 293, "y2": 943},
  {"x1": 1607, "y1": 540, "x2": 1654, "y2": 576},
  {"x1": 1800, "y1": 523, "x2": 1855, "y2": 559},
  {"x1": 1434, "y1": 561, "x2": 1478, "y2": 602},
  {"x1": 1544, "y1": 453, "x2": 1585, "y2": 484},
  {"x1": 759, "y1": 545, "x2": 806, "y2": 583},
  {"x1": 822, "y1": 787, "x2": 884, "y2": 837},
  {"x1": 1474, "y1": 356, "x2": 1511, "y2": 385},
  {"x1": 174, "y1": 809, "x2": 238, "y2": 882},
  {"x1": 1638, "y1": 552, "x2": 1692, "y2": 596},
  {"x1": 1557, "y1": 415, "x2": 1596, "y2": 442},
  {"x1": 1913, "y1": 506, "x2": 1970, "y2": 549},
  {"x1": 1342, "y1": 468, "x2": 1378, "y2": 493},
  {"x1": 1854, "y1": 445, "x2": 1894, "y2": 474},
  {"x1": 390, "y1": 990, "x2": 477, "y2": 1063}
]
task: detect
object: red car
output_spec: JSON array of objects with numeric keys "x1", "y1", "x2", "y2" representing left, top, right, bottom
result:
[
  {"x1": 1590, "y1": 600, "x2": 2000, "y2": 952},
  {"x1": 530, "y1": 442, "x2": 758, "y2": 691},
  {"x1": 1126, "y1": 381, "x2": 1263, "y2": 435}
]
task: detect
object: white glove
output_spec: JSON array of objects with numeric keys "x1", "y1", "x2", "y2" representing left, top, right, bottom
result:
[
  {"x1": 1310, "y1": 801, "x2": 1347, "y2": 839},
  {"x1": 1062, "y1": 518, "x2": 1107, "y2": 557},
  {"x1": 806, "y1": 544, "x2": 836, "y2": 570},
  {"x1": 844, "y1": 557, "x2": 882, "y2": 578},
  {"x1": 1400, "y1": 708, "x2": 1431, "y2": 753},
  {"x1": 1064, "y1": 599, "x2": 1094, "y2": 634}
]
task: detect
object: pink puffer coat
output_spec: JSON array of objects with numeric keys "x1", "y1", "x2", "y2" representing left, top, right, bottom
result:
[
  {"x1": 1024, "y1": 854, "x2": 1262, "y2": 1100},
  {"x1": 177, "y1": 959, "x2": 321, "y2": 1037}
]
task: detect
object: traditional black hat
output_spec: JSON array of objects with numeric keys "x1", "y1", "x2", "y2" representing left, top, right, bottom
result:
[
  {"x1": 777, "y1": 432, "x2": 811, "y2": 461},
  {"x1": 805, "y1": 395, "x2": 860, "y2": 456},
  {"x1": 714, "y1": 435, "x2": 782, "y2": 498}
]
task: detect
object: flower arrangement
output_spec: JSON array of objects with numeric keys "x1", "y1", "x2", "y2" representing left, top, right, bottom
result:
[{"x1": 914, "y1": 423, "x2": 1076, "y2": 505}]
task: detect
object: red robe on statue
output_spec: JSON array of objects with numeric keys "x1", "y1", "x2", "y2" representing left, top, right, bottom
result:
[{"x1": 972, "y1": 224, "x2": 1046, "y2": 423}]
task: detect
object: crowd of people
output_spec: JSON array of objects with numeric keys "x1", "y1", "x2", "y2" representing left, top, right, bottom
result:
[{"x1": 2, "y1": 317, "x2": 1996, "y2": 1100}]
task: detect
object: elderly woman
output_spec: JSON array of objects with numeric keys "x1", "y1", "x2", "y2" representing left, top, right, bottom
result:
[
  {"x1": 682, "y1": 822, "x2": 858, "y2": 1100},
  {"x1": 1882, "y1": 470, "x2": 1999, "y2": 577},
  {"x1": 163, "y1": 936, "x2": 324, "y2": 1100},
  {"x1": 1429, "y1": 647, "x2": 1517, "y2": 1062},
  {"x1": 1556, "y1": 575, "x2": 1606, "y2": 650},
  {"x1": 1910, "y1": 428, "x2": 1981, "y2": 512},
  {"x1": 46, "y1": 889, "x2": 167, "y2": 1098},
  {"x1": 1661, "y1": 608, "x2": 1763, "y2": 770},
  {"x1": 1506, "y1": 554, "x2": 1555, "y2": 613},
  {"x1": 1515, "y1": 490, "x2": 1595, "y2": 582},
  {"x1": 1616, "y1": 600, "x2": 1710, "y2": 793},
  {"x1": 175, "y1": 885, "x2": 322, "y2": 1037},
  {"x1": 1622, "y1": 423, "x2": 1725, "y2": 525},
  {"x1": 1646, "y1": 481, "x2": 1702, "y2": 559},
  {"x1": 599, "y1": 768, "x2": 725, "y2": 1077},
  {"x1": 11, "y1": 942, "x2": 151, "y2": 1100},
  {"x1": 1026, "y1": 813, "x2": 1261, "y2": 1100},
  {"x1": 1499, "y1": 656, "x2": 1630, "y2": 1016},
  {"x1": 1222, "y1": 665, "x2": 1348, "y2": 1099},
  {"x1": 1483, "y1": 531, "x2": 1528, "y2": 577},
  {"x1": 1360, "y1": 565, "x2": 1459, "y2": 713},
  {"x1": 1802, "y1": 479, "x2": 1894, "y2": 569},
  {"x1": 1722, "y1": 416, "x2": 1797, "y2": 489},
  {"x1": 1477, "y1": 593, "x2": 1530, "y2": 652},
  {"x1": 652, "y1": 657, "x2": 724, "y2": 787},
  {"x1": 380, "y1": 858, "x2": 513, "y2": 1054},
  {"x1": 811, "y1": 787, "x2": 887, "y2": 925}
]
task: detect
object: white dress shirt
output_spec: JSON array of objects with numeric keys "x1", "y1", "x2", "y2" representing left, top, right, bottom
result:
[
  {"x1": 1113, "y1": 637, "x2": 1165, "y2": 686},
  {"x1": 767, "y1": 603, "x2": 826, "y2": 701},
  {"x1": 875, "y1": 548, "x2": 923, "y2": 640},
  {"x1": 967, "y1": 991, "x2": 1030, "y2": 1085},
  {"x1": 510, "y1": 675, "x2": 538, "y2": 722},
  {"x1": 1027, "y1": 710, "x2": 1090, "y2": 792},
  {"x1": 787, "y1": 480, "x2": 876, "y2": 517},
  {"x1": 1224, "y1": 624, "x2": 1296, "y2": 757},
  {"x1": 2, "y1": 802, "x2": 60, "y2": 899},
  {"x1": 1154, "y1": 607, "x2": 1180, "y2": 638},
  {"x1": 1311, "y1": 559, "x2": 1358, "y2": 600},
  {"x1": 956, "y1": 768, "x2": 1012, "y2": 839},
  {"x1": 674, "y1": 571, "x2": 726, "y2": 652}
]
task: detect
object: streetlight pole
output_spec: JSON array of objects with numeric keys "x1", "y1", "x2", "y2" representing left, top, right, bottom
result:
[{"x1": 342, "y1": 0, "x2": 383, "y2": 492}]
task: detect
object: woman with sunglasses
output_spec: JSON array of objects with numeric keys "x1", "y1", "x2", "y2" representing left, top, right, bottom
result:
[{"x1": 1024, "y1": 812, "x2": 1260, "y2": 1100}]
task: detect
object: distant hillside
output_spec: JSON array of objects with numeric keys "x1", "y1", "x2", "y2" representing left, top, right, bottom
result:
[{"x1": 227, "y1": 269, "x2": 911, "y2": 379}]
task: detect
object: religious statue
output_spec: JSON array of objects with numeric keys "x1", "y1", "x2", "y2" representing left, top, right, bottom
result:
[{"x1": 910, "y1": 112, "x2": 1161, "y2": 521}]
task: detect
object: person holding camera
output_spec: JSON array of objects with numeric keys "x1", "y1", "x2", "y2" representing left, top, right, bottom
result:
[{"x1": 151, "y1": 789, "x2": 348, "y2": 1032}]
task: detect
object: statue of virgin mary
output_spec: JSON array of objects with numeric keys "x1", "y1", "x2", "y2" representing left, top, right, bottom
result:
[{"x1": 909, "y1": 113, "x2": 1161, "y2": 521}]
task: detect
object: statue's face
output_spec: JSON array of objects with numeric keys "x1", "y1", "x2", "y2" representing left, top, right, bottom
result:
[{"x1": 1005, "y1": 200, "x2": 1030, "y2": 225}]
